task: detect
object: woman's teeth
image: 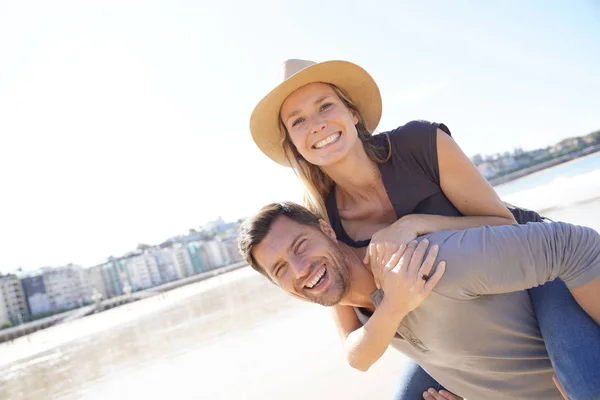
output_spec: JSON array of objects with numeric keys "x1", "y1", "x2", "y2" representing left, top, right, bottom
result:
[{"x1": 314, "y1": 133, "x2": 340, "y2": 149}]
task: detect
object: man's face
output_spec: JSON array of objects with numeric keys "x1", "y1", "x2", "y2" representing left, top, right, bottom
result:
[{"x1": 252, "y1": 216, "x2": 350, "y2": 306}]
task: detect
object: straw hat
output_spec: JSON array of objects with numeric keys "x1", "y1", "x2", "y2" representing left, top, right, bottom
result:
[{"x1": 249, "y1": 59, "x2": 382, "y2": 166}]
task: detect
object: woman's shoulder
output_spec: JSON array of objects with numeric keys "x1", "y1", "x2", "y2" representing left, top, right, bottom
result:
[
  {"x1": 383, "y1": 119, "x2": 451, "y2": 145},
  {"x1": 380, "y1": 120, "x2": 450, "y2": 165},
  {"x1": 377, "y1": 119, "x2": 452, "y2": 185}
]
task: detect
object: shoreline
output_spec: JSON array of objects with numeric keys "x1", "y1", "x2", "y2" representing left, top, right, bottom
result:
[
  {"x1": 0, "y1": 261, "x2": 247, "y2": 343},
  {"x1": 489, "y1": 146, "x2": 600, "y2": 187},
  {"x1": 0, "y1": 265, "x2": 255, "y2": 369}
]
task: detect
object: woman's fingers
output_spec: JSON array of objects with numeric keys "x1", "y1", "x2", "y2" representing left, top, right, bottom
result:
[
  {"x1": 393, "y1": 240, "x2": 418, "y2": 274},
  {"x1": 363, "y1": 243, "x2": 374, "y2": 265},
  {"x1": 383, "y1": 243, "x2": 406, "y2": 273},
  {"x1": 552, "y1": 374, "x2": 568, "y2": 400},
  {"x1": 406, "y1": 239, "x2": 430, "y2": 278},
  {"x1": 422, "y1": 389, "x2": 445, "y2": 399},
  {"x1": 423, "y1": 389, "x2": 462, "y2": 400},
  {"x1": 424, "y1": 261, "x2": 446, "y2": 292},
  {"x1": 417, "y1": 244, "x2": 439, "y2": 282}
]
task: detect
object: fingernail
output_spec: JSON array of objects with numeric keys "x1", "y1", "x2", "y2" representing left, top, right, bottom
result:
[
  {"x1": 432, "y1": 245, "x2": 438, "y2": 251},
  {"x1": 422, "y1": 239, "x2": 429, "y2": 244},
  {"x1": 428, "y1": 388, "x2": 436, "y2": 394}
]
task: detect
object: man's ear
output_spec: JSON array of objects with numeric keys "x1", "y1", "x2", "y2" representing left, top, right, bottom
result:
[{"x1": 319, "y1": 219, "x2": 337, "y2": 241}]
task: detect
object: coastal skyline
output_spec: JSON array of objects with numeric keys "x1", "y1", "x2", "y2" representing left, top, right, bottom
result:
[{"x1": 1, "y1": 1, "x2": 600, "y2": 271}]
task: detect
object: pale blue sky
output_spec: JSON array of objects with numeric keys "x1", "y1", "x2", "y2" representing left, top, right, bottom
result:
[{"x1": 1, "y1": 1, "x2": 599, "y2": 271}]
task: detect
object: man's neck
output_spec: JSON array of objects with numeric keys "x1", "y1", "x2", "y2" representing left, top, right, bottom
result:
[{"x1": 337, "y1": 242, "x2": 378, "y2": 310}]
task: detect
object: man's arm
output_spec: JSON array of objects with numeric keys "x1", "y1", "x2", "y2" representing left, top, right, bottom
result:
[{"x1": 425, "y1": 221, "x2": 600, "y2": 323}]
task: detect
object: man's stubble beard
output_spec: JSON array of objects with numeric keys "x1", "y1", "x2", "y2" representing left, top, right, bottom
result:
[{"x1": 312, "y1": 243, "x2": 353, "y2": 307}]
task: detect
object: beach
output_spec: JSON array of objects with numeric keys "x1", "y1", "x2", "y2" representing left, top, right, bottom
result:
[{"x1": 2, "y1": 152, "x2": 600, "y2": 400}]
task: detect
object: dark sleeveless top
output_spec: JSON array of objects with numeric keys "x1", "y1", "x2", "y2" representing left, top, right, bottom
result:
[{"x1": 326, "y1": 120, "x2": 544, "y2": 248}]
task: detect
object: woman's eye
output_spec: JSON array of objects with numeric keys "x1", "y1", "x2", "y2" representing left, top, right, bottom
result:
[
  {"x1": 320, "y1": 103, "x2": 332, "y2": 111},
  {"x1": 292, "y1": 117, "x2": 305, "y2": 127}
]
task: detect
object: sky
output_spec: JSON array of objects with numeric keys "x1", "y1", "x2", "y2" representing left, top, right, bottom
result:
[{"x1": 1, "y1": 0, "x2": 599, "y2": 272}]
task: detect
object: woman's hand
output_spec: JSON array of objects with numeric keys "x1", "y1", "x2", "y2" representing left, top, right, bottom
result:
[
  {"x1": 553, "y1": 375, "x2": 568, "y2": 400},
  {"x1": 422, "y1": 388, "x2": 462, "y2": 400},
  {"x1": 378, "y1": 239, "x2": 446, "y2": 318},
  {"x1": 364, "y1": 215, "x2": 423, "y2": 289}
]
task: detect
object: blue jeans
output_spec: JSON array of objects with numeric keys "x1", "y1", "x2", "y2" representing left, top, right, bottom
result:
[{"x1": 393, "y1": 280, "x2": 600, "y2": 400}]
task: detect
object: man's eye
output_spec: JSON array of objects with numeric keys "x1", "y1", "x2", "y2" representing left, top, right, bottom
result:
[
  {"x1": 275, "y1": 264, "x2": 287, "y2": 277},
  {"x1": 297, "y1": 239, "x2": 307, "y2": 253}
]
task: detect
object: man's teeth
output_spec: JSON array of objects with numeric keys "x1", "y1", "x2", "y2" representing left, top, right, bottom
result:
[
  {"x1": 314, "y1": 133, "x2": 340, "y2": 149},
  {"x1": 306, "y1": 267, "x2": 326, "y2": 289}
]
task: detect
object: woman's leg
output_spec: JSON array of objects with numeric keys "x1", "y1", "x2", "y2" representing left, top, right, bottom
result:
[
  {"x1": 529, "y1": 279, "x2": 600, "y2": 400},
  {"x1": 393, "y1": 359, "x2": 450, "y2": 400}
]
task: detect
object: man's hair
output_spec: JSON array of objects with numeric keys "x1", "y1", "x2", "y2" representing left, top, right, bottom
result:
[{"x1": 238, "y1": 202, "x2": 321, "y2": 279}]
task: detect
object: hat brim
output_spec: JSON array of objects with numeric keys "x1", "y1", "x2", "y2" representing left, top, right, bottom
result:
[{"x1": 249, "y1": 60, "x2": 382, "y2": 167}]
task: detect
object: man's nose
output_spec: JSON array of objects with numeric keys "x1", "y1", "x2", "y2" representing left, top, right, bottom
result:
[{"x1": 289, "y1": 256, "x2": 311, "y2": 281}]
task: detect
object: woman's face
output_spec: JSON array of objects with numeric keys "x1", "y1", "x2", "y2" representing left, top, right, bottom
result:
[{"x1": 280, "y1": 83, "x2": 359, "y2": 166}]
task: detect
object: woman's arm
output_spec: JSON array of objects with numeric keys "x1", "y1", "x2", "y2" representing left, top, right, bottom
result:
[
  {"x1": 401, "y1": 129, "x2": 518, "y2": 235},
  {"x1": 365, "y1": 129, "x2": 516, "y2": 279},
  {"x1": 332, "y1": 303, "x2": 406, "y2": 372},
  {"x1": 332, "y1": 240, "x2": 444, "y2": 371}
]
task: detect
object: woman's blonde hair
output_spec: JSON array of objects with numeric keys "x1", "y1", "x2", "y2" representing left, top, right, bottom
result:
[{"x1": 279, "y1": 84, "x2": 391, "y2": 222}]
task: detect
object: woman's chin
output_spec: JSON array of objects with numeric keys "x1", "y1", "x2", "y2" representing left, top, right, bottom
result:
[{"x1": 306, "y1": 148, "x2": 350, "y2": 167}]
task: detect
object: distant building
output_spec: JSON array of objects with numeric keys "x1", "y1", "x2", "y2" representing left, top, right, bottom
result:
[
  {"x1": 220, "y1": 239, "x2": 242, "y2": 265},
  {"x1": 170, "y1": 244, "x2": 196, "y2": 278},
  {"x1": 583, "y1": 135, "x2": 596, "y2": 144},
  {"x1": 123, "y1": 253, "x2": 162, "y2": 291},
  {"x1": 528, "y1": 149, "x2": 548, "y2": 161},
  {"x1": 21, "y1": 275, "x2": 52, "y2": 317},
  {"x1": 151, "y1": 248, "x2": 181, "y2": 283},
  {"x1": 87, "y1": 264, "x2": 109, "y2": 300},
  {"x1": 185, "y1": 242, "x2": 206, "y2": 274},
  {"x1": 101, "y1": 258, "x2": 133, "y2": 298},
  {"x1": 199, "y1": 241, "x2": 228, "y2": 270},
  {"x1": 42, "y1": 265, "x2": 90, "y2": 312},
  {"x1": 0, "y1": 274, "x2": 30, "y2": 325},
  {"x1": 550, "y1": 137, "x2": 584, "y2": 154}
]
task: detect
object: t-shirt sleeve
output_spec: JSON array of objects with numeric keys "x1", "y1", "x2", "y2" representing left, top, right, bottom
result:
[
  {"x1": 422, "y1": 222, "x2": 600, "y2": 300},
  {"x1": 386, "y1": 120, "x2": 451, "y2": 186}
]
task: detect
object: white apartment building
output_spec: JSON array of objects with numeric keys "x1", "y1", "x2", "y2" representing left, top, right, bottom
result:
[
  {"x1": 42, "y1": 265, "x2": 90, "y2": 312},
  {"x1": 86, "y1": 264, "x2": 108, "y2": 300},
  {"x1": 151, "y1": 249, "x2": 181, "y2": 283},
  {"x1": 0, "y1": 274, "x2": 30, "y2": 325},
  {"x1": 220, "y1": 239, "x2": 242, "y2": 265},
  {"x1": 199, "y1": 241, "x2": 228, "y2": 270},
  {"x1": 123, "y1": 253, "x2": 160, "y2": 291},
  {"x1": 170, "y1": 245, "x2": 195, "y2": 278}
]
